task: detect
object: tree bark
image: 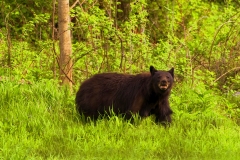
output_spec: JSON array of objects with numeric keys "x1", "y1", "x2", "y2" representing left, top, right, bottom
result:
[{"x1": 58, "y1": 0, "x2": 73, "y2": 89}]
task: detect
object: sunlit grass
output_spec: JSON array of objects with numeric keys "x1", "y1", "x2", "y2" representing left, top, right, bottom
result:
[{"x1": 0, "y1": 80, "x2": 239, "y2": 159}]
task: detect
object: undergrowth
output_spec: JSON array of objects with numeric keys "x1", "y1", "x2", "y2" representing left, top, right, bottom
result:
[{"x1": 0, "y1": 80, "x2": 239, "y2": 159}]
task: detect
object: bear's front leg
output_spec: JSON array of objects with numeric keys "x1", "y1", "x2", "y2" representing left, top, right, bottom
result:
[{"x1": 154, "y1": 99, "x2": 173, "y2": 124}]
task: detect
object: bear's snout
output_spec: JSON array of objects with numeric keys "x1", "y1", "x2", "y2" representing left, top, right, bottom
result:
[{"x1": 158, "y1": 79, "x2": 169, "y2": 90}]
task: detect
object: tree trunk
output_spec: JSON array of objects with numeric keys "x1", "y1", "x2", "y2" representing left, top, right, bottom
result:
[{"x1": 58, "y1": 0, "x2": 73, "y2": 89}]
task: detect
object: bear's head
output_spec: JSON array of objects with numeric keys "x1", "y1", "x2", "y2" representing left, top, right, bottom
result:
[{"x1": 150, "y1": 66, "x2": 174, "y2": 95}]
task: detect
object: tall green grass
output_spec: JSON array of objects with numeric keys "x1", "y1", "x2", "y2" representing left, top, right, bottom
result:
[{"x1": 0, "y1": 80, "x2": 239, "y2": 159}]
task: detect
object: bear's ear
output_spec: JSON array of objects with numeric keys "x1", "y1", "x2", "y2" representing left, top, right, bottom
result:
[
  {"x1": 150, "y1": 66, "x2": 157, "y2": 75},
  {"x1": 168, "y1": 67, "x2": 174, "y2": 78}
]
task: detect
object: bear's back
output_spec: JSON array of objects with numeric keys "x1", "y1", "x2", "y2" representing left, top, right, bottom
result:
[{"x1": 75, "y1": 72, "x2": 151, "y2": 117}]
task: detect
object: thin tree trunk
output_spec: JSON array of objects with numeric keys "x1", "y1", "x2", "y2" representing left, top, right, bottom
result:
[
  {"x1": 58, "y1": 0, "x2": 73, "y2": 89},
  {"x1": 52, "y1": 0, "x2": 56, "y2": 79},
  {"x1": 5, "y1": 15, "x2": 12, "y2": 67}
]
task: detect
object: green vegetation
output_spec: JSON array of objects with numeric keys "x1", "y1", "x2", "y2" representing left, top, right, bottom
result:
[
  {"x1": 0, "y1": 0, "x2": 240, "y2": 159},
  {"x1": 0, "y1": 80, "x2": 239, "y2": 159}
]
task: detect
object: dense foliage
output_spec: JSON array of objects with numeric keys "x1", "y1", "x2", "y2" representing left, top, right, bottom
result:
[{"x1": 1, "y1": 0, "x2": 239, "y2": 89}]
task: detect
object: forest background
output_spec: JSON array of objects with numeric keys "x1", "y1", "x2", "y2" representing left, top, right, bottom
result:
[{"x1": 0, "y1": 0, "x2": 240, "y2": 159}]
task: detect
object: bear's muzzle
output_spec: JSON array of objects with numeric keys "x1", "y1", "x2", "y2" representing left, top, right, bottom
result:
[{"x1": 158, "y1": 80, "x2": 169, "y2": 90}]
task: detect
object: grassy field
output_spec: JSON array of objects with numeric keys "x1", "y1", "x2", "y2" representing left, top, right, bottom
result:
[{"x1": 0, "y1": 80, "x2": 240, "y2": 159}]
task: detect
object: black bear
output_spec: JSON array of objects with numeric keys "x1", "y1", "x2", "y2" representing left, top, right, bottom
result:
[{"x1": 75, "y1": 66, "x2": 174, "y2": 123}]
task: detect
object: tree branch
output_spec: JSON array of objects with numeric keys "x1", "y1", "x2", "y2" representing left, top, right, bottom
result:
[
  {"x1": 70, "y1": 0, "x2": 79, "y2": 10},
  {"x1": 214, "y1": 67, "x2": 240, "y2": 83}
]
